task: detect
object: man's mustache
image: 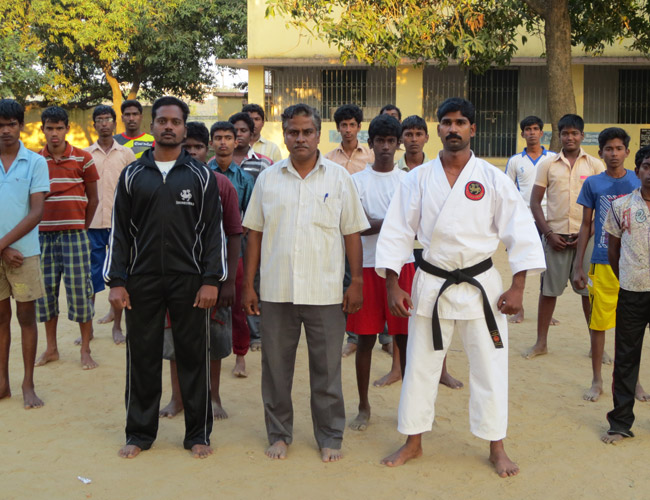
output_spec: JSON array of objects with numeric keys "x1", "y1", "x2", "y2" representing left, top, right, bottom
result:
[{"x1": 446, "y1": 133, "x2": 462, "y2": 141}]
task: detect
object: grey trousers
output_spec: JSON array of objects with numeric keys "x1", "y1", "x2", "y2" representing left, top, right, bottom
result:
[{"x1": 261, "y1": 301, "x2": 346, "y2": 450}]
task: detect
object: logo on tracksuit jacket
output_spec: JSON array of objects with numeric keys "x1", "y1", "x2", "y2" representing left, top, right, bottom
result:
[{"x1": 177, "y1": 189, "x2": 194, "y2": 206}]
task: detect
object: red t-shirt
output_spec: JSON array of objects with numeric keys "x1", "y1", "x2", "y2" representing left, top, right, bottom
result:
[
  {"x1": 214, "y1": 171, "x2": 243, "y2": 237},
  {"x1": 39, "y1": 143, "x2": 99, "y2": 231}
]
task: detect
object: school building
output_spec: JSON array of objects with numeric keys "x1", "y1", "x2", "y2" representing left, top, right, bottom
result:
[{"x1": 218, "y1": 0, "x2": 650, "y2": 168}]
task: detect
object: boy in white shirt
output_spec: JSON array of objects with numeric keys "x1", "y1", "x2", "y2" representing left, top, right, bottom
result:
[{"x1": 347, "y1": 114, "x2": 415, "y2": 431}]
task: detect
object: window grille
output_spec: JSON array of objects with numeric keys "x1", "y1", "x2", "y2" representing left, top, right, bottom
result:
[{"x1": 618, "y1": 69, "x2": 650, "y2": 124}]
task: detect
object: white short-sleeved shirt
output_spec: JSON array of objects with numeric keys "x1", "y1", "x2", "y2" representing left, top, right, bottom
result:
[
  {"x1": 352, "y1": 165, "x2": 413, "y2": 268},
  {"x1": 243, "y1": 153, "x2": 370, "y2": 305},
  {"x1": 505, "y1": 147, "x2": 555, "y2": 215}
]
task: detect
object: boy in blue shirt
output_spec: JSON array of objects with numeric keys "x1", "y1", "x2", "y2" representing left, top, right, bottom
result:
[
  {"x1": 0, "y1": 99, "x2": 50, "y2": 409},
  {"x1": 573, "y1": 127, "x2": 647, "y2": 402}
]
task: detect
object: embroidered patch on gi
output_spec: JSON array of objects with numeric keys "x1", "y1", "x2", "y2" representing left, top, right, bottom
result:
[
  {"x1": 635, "y1": 209, "x2": 647, "y2": 223},
  {"x1": 465, "y1": 181, "x2": 485, "y2": 201}
]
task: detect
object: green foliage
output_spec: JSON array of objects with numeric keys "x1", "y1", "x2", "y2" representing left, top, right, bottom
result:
[{"x1": 2, "y1": 0, "x2": 246, "y2": 106}]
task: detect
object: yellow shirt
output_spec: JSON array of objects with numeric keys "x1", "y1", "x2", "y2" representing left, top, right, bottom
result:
[
  {"x1": 534, "y1": 148, "x2": 605, "y2": 234},
  {"x1": 324, "y1": 143, "x2": 374, "y2": 175}
]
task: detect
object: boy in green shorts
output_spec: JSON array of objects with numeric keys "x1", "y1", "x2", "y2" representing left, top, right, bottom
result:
[{"x1": 573, "y1": 128, "x2": 647, "y2": 402}]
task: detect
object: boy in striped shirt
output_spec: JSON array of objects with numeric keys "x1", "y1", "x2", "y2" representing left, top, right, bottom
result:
[{"x1": 35, "y1": 106, "x2": 99, "y2": 370}]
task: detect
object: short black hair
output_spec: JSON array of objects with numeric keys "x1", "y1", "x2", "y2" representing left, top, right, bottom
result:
[
  {"x1": 93, "y1": 105, "x2": 116, "y2": 122},
  {"x1": 0, "y1": 99, "x2": 24, "y2": 124},
  {"x1": 121, "y1": 100, "x2": 143, "y2": 114},
  {"x1": 228, "y1": 112, "x2": 255, "y2": 134},
  {"x1": 401, "y1": 115, "x2": 428, "y2": 135},
  {"x1": 380, "y1": 104, "x2": 402, "y2": 121},
  {"x1": 520, "y1": 115, "x2": 544, "y2": 131},
  {"x1": 281, "y1": 103, "x2": 321, "y2": 132},
  {"x1": 41, "y1": 106, "x2": 68, "y2": 126},
  {"x1": 151, "y1": 96, "x2": 189, "y2": 123},
  {"x1": 210, "y1": 121, "x2": 236, "y2": 140},
  {"x1": 368, "y1": 114, "x2": 401, "y2": 143},
  {"x1": 436, "y1": 98, "x2": 475, "y2": 124},
  {"x1": 558, "y1": 114, "x2": 584, "y2": 133},
  {"x1": 598, "y1": 127, "x2": 630, "y2": 150},
  {"x1": 186, "y1": 121, "x2": 210, "y2": 147},
  {"x1": 634, "y1": 145, "x2": 650, "y2": 169},
  {"x1": 333, "y1": 104, "x2": 363, "y2": 126},
  {"x1": 242, "y1": 103, "x2": 265, "y2": 121}
]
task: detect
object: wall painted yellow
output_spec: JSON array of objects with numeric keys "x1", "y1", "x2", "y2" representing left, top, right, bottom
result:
[
  {"x1": 395, "y1": 66, "x2": 423, "y2": 117},
  {"x1": 572, "y1": 65, "x2": 585, "y2": 116}
]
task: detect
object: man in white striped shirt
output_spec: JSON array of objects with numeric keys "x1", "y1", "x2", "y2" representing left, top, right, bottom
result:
[{"x1": 242, "y1": 103, "x2": 369, "y2": 463}]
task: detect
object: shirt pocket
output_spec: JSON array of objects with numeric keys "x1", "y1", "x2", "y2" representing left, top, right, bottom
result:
[{"x1": 312, "y1": 195, "x2": 342, "y2": 230}]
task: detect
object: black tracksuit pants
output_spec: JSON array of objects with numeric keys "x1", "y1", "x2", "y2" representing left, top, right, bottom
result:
[
  {"x1": 124, "y1": 274, "x2": 212, "y2": 450},
  {"x1": 607, "y1": 289, "x2": 650, "y2": 436}
]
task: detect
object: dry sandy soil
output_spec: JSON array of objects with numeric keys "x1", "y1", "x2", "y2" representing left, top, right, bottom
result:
[{"x1": 2, "y1": 245, "x2": 650, "y2": 500}]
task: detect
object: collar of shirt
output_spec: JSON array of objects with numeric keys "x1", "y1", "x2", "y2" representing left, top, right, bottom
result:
[
  {"x1": 335, "y1": 142, "x2": 366, "y2": 157},
  {"x1": 282, "y1": 151, "x2": 325, "y2": 180},
  {"x1": 87, "y1": 140, "x2": 121, "y2": 156},
  {"x1": 40, "y1": 141, "x2": 74, "y2": 159},
  {"x1": 554, "y1": 147, "x2": 588, "y2": 167},
  {"x1": 246, "y1": 146, "x2": 260, "y2": 160},
  {"x1": 522, "y1": 146, "x2": 548, "y2": 157}
]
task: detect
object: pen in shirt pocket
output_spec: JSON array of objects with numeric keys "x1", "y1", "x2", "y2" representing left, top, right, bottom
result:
[{"x1": 323, "y1": 193, "x2": 328, "y2": 202}]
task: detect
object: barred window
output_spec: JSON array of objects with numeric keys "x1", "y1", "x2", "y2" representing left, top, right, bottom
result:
[{"x1": 618, "y1": 69, "x2": 650, "y2": 124}]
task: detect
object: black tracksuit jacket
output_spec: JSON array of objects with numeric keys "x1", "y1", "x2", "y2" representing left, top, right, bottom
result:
[{"x1": 104, "y1": 148, "x2": 227, "y2": 287}]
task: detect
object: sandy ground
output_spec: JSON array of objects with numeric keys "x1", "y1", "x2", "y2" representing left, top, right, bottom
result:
[{"x1": 2, "y1": 245, "x2": 650, "y2": 500}]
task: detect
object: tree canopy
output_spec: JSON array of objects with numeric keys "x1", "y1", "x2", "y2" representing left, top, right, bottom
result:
[
  {"x1": 266, "y1": 0, "x2": 650, "y2": 149},
  {"x1": 0, "y1": 0, "x2": 246, "y2": 127}
]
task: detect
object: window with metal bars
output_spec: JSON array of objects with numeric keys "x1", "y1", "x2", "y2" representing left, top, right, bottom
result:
[
  {"x1": 618, "y1": 69, "x2": 650, "y2": 124},
  {"x1": 321, "y1": 69, "x2": 367, "y2": 120}
]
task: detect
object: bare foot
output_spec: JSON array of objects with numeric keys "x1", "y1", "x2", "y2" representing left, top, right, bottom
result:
[
  {"x1": 550, "y1": 317, "x2": 560, "y2": 326},
  {"x1": 349, "y1": 408, "x2": 370, "y2": 431},
  {"x1": 489, "y1": 441, "x2": 519, "y2": 478},
  {"x1": 35, "y1": 349, "x2": 59, "y2": 367},
  {"x1": 373, "y1": 369, "x2": 401, "y2": 387},
  {"x1": 636, "y1": 382, "x2": 650, "y2": 402},
  {"x1": 74, "y1": 331, "x2": 94, "y2": 346},
  {"x1": 381, "y1": 342, "x2": 393, "y2": 356},
  {"x1": 118, "y1": 444, "x2": 142, "y2": 458},
  {"x1": 22, "y1": 386, "x2": 44, "y2": 409},
  {"x1": 191, "y1": 444, "x2": 213, "y2": 459},
  {"x1": 212, "y1": 400, "x2": 228, "y2": 420},
  {"x1": 98, "y1": 310, "x2": 115, "y2": 324},
  {"x1": 112, "y1": 327, "x2": 126, "y2": 345},
  {"x1": 439, "y1": 372, "x2": 464, "y2": 389},
  {"x1": 583, "y1": 381, "x2": 603, "y2": 402},
  {"x1": 522, "y1": 344, "x2": 547, "y2": 359},
  {"x1": 601, "y1": 432, "x2": 628, "y2": 444},
  {"x1": 159, "y1": 398, "x2": 183, "y2": 418},
  {"x1": 81, "y1": 350, "x2": 98, "y2": 370},
  {"x1": 321, "y1": 448, "x2": 343, "y2": 462},
  {"x1": 266, "y1": 440, "x2": 288, "y2": 459},
  {"x1": 508, "y1": 310, "x2": 524, "y2": 324},
  {"x1": 0, "y1": 383, "x2": 10, "y2": 399},
  {"x1": 250, "y1": 340, "x2": 261, "y2": 352},
  {"x1": 342, "y1": 342, "x2": 357, "y2": 358},
  {"x1": 381, "y1": 441, "x2": 422, "y2": 467},
  {"x1": 232, "y1": 355, "x2": 248, "y2": 378}
]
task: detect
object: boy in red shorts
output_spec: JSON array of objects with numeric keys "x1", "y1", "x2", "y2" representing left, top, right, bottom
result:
[{"x1": 347, "y1": 114, "x2": 414, "y2": 431}]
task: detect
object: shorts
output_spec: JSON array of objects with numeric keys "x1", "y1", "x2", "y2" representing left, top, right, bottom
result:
[
  {"x1": 0, "y1": 255, "x2": 45, "y2": 302},
  {"x1": 588, "y1": 263, "x2": 619, "y2": 331},
  {"x1": 540, "y1": 234, "x2": 591, "y2": 297},
  {"x1": 35, "y1": 230, "x2": 94, "y2": 323},
  {"x1": 88, "y1": 228, "x2": 110, "y2": 293},
  {"x1": 163, "y1": 306, "x2": 232, "y2": 361},
  {"x1": 346, "y1": 264, "x2": 415, "y2": 335}
]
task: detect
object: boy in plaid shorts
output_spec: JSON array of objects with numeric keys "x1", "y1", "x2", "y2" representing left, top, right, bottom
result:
[
  {"x1": 0, "y1": 99, "x2": 50, "y2": 408},
  {"x1": 35, "y1": 106, "x2": 99, "y2": 370}
]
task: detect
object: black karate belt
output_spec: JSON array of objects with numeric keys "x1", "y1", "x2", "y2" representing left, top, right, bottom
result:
[{"x1": 414, "y1": 253, "x2": 503, "y2": 351}]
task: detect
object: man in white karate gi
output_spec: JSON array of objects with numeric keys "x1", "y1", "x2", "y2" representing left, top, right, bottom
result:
[{"x1": 376, "y1": 98, "x2": 546, "y2": 477}]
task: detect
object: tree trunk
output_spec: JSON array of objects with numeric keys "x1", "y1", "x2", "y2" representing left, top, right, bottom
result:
[
  {"x1": 127, "y1": 74, "x2": 140, "y2": 101},
  {"x1": 104, "y1": 68, "x2": 124, "y2": 134},
  {"x1": 544, "y1": 0, "x2": 576, "y2": 152}
]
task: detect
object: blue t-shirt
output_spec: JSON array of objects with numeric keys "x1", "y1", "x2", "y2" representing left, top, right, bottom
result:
[
  {"x1": 0, "y1": 141, "x2": 50, "y2": 257},
  {"x1": 577, "y1": 169, "x2": 640, "y2": 264}
]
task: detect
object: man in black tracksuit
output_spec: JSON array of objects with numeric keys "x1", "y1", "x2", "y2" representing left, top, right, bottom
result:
[{"x1": 106, "y1": 96, "x2": 227, "y2": 459}]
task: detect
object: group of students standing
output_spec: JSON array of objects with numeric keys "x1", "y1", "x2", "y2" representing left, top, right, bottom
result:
[{"x1": 1, "y1": 94, "x2": 649, "y2": 477}]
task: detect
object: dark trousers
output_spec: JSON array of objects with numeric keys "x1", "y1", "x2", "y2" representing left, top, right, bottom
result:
[
  {"x1": 261, "y1": 301, "x2": 346, "y2": 449},
  {"x1": 124, "y1": 274, "x2": 212, "y2": 450},
  {"x1": 607, "y1": 289, "x2": 650, "y2": 436}
]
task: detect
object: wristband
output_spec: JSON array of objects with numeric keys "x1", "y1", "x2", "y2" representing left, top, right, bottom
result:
[{"x1": 544, "y1": 229, "x2": 553, "y2": 238}]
